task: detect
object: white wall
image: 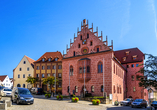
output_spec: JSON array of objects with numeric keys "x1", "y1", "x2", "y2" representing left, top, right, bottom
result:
[{"x1": 2, "y1": 76, "x2": 13, "y2": 89}]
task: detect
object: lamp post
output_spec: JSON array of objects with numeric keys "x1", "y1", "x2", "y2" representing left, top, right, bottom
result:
[
  {"x1": 84, "y1": 61, "x2": 85, "y2": 98},
  {"x1": 103, "y1": 58, "x2": 104, "y2": 97},
  {"x1": 55, "y1": 64, "x2": 56, "y2": 95},
  {"x1": 69, "y1": 63, "x2": 71, "y2": 98}
]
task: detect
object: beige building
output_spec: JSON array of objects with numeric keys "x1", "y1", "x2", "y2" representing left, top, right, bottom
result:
[{"x1": 13, "y1": 55, "x2": 35, "y2": 88}]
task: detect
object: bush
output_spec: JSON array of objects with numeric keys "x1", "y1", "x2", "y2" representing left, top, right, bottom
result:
[
  {"x1": 57, "y1": 95, "x2": 63, "y2": 100},
  {"x1": 92, "y1": 99, "x2": 101, "y2": 105},
  {"x1": 114, "y1": 101, "x2": 119, "y2": 106},
  {"x1": 45, "y1": 94, "x2": 51, "y2": 98},
  {"x1": 71, "y1": 94, "x2": 79, "y2": 102}
]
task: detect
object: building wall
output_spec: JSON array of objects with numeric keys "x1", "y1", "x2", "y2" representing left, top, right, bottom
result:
[
  {"x1": 13, "y1": 56, "x2": 34, "y2": 88},
  {"x1": 34, "y1": 61, "x2": 62, "y2": 93},
  {"x1": 123, "y1": 62, "x2": 148, "y2": 101},
  {"x1": 62, "y1": 52, "x2": 114, "y2": 96},
  {"x1": 2, "y1": 76, "x2": 12, "y2": 89}
]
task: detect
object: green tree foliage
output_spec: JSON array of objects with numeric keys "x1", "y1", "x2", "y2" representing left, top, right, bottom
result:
[
  {"x1": 137, "y1": 54, "x2": 157, "y2": 89},
  {"x1": 42, "y1": 76, "x2": 59, "y2": 93},
  {"x1": 26, "y1": 76, "x2": 38, "y2": 85}
]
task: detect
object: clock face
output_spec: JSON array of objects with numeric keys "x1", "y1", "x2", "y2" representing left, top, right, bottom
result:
[
  {"x1": 81, "y1": 47, "x2": 89, "y2": 54},
  {"x1": 83, "y1": 49, "x2": 87, "y2": 53}
]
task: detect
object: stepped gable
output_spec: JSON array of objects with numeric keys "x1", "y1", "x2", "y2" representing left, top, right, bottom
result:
[
  {"x1": 0, "y1": 75, "x2": 7, "y2": 82},
  {"x1": 114, "y1": 47, "x2": 144, "y2": 64},
  {"x1": 34, "y1": 52, "x2": 63, "y2": 62},
  {"x1": 63, "y1": 19, "x2": 113, "y2": 58}
]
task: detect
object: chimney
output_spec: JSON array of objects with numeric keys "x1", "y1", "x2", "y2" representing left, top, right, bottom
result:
[{"x1": 83, "y1": 19, "x2": 86, "y2": 26}]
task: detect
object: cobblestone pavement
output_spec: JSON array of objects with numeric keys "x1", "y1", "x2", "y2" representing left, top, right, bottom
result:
[{"x1": 1, "y1": 96, "x2": 148, "y2": 110}]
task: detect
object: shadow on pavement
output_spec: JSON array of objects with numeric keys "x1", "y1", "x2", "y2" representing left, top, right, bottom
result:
[{"x1": 106, "y1": 106, "x2": 147, "y2": 110}]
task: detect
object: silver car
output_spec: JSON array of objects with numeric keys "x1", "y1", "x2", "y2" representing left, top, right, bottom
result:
[{"x1": 1, "y1": 88, "x2": 12, "y2": 96}]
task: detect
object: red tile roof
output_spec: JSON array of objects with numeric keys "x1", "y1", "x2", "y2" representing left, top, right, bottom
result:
[
  {"x1": 34, "y1": 52, "x2": 63, "y2": 63},
  {"x1": 0, "y1": 75, "x2": 7, "y2": 82},
  {"x1": 25, "y1": 55, "x2": 35, "y2": 68},
  {"x1": 114, "y1": 48, "x2": 144, "y2": 64}
]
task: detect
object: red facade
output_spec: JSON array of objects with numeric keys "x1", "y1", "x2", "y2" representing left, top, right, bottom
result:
[{"x1": 62, "y1": 19, "x2": 148, "y2": 102}]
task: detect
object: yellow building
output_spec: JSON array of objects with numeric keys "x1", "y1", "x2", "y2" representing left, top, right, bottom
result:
[{"x1": 13, "y1": 55, "x2": 35, "y2": 88}]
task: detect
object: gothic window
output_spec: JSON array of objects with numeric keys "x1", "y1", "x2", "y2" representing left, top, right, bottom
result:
[
  {"x1": 87, "y1": 66, "x2": 90, "y2": 73},
  {"x1": 67, "y1": 86, "x2": 70, "y2": 93},
  {"x1": 98, "y1": 62, "x2": 103, "y2": 73},
  {"x1": 101, "y1": 85, "x2": 104, "y2": 92},
  {"x1": 70, "y1": 66, "x2": 73, "y2": 76},
  {"x1": 75, "y1": 86, "x2": 78, "y2": 93},
  {"x1": 79, "y1": 67, "x2": 82, "y2": 73},
  {"x1": 91, "y1": 86, "x2": 94, "y2": 92}
]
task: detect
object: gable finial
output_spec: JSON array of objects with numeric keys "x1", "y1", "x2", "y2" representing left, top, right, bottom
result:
[
  {"x1": 96, "y1": 27, "x2": 98, "y2": 32},
  {"x1": 66, "y1": 44, "x2": 68, "y2": 49},
  {"x1": 101, "y1": 31, "x2": 103, "y2": 37},
  {"x1": 81, "y1": 21, "x2": 82, "y2": 26},
  {"x1": 83, "y1": 19, "x2": 86, "y2": 26},
  {"x1": 77, "y1": 27, "x2": 79, "y2": 32}
]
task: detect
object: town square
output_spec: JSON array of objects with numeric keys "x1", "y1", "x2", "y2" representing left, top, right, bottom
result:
[{"x1": 0, "y1": 0, "x2": 157, "y2": 110}]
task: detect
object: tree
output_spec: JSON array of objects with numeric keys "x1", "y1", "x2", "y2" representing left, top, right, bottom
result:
[
  {"x1": 42, "y1": 76, "x2": 59, "y2": 93},
  {"x1": 137, "y1": 54, "x2": 157, "y2": 89},
  {"x1": 26, "y1": 76, "x2": 38, "y2": 87}
]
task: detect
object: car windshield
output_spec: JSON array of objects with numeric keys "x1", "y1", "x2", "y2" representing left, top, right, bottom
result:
[
  {"x1": 125, "y1": 99, "x2": 131, "y2": 101},
  {"x1": 134, "y1": 99, "x2": 143, "y2": 102},
  {"x1": 152, "y1": 101, "x2": 157, "y2": 104},
  {"x1": 4, "y1": 89, "x2": 12, "y2": 91},
  {"x1": 18, "y1": 89, "x2": 31, "y2": 95}
]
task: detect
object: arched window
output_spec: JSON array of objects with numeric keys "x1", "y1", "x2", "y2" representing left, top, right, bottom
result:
[
  {"x1": 73, "y1": 51, "x2": 75, "y2": 56},
  {"x1": 113, "y1": 85, "x2": 116, "y2": 93},
  {"x1": 70, "y1": 66, "x2": 73, "y2": 76},
  {"x1": 87, "y1": 66, "x2": 90, "y2": 73},
  {"x1": 91, "y1": 86, "x2": 94, "y2": 92},
  {"x1": 87, "y1": 33, "x2": 89, "y2": 38},
  {"x1": 98, "y1": 62, "x2": 103, "y2": 73},
  {"x1": 101, "y1": 85, "x2": 103, "y2": 92},
  {"x1": 80, "y1": 35, "x2": 82, "y2": 40},
  {"x1": 23, "y1": 84, "x2": 25, "y2": 88},
  {"x1": 67, "y1": 86, "x2": 70, "y2": 93},
  {"x1": 17, "y1": 84, "x2": 21, "y2": 87},
  {"x1": 75, "y1": 86, "x2": 78, "y2": 93}
]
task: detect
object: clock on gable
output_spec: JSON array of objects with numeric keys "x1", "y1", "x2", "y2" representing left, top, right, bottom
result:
[
  {"x1": 82, "y1": 39, "x2": 87, "y2": 44},
  {"x1": 81, "y1": 47, "x2": 89, "y2": 54}
]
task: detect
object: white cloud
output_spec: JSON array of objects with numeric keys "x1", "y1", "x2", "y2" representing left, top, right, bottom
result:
[
  {"x1": 120, "y1": 0, "x2": 131, "y2": 39},
  {"x1": 149, "y1": 0, "x2": 157, "y2": 39}
]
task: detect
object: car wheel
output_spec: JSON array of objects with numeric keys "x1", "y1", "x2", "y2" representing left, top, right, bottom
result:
[
  {"x1": 16, "y1": 99, "x2": 20, "y2": 105},
  {"x1": 131, "y1": 105, "x2": 133, "y2": 108},
  {"x1": 145, "y1": 105, "x2": 147, "y2": 108}
]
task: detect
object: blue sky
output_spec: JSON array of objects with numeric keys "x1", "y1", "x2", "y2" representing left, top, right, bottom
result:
[{"x1": 0, "y1": 0, "x2": 157, "y2": 78}]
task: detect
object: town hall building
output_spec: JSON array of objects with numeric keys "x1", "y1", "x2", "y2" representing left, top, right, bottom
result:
[{"x1": 62, "y1": 19, "x2": 148, "y2": 102}]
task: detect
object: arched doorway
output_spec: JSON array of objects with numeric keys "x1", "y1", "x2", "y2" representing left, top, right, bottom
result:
[
  {"x1": 81, "y1": 85, "x2": 86, "y2": 97},
  {"x1": 17, "y1": 84, "x2": 21, "y2": 87}
]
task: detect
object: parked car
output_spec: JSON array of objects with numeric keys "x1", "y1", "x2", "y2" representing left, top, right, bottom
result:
[
  {"x1": 31, "y1": 88, "x2": 43, "y2": 95},
  {"x1": 1, "y1": 88, "x2": 12, "y2": 96},
  {"x1": 151, "y1": 101, "x2": 157, "y2": 110},
  {"x1": 131, "y1": 99, "x2": 147, "y2": 108},
  {"x1": 120, "y1": 98, "x2": 134, "y2": 106},
  {"x1": 11, "y1": 87, "x2": 34, "y2": 104}
]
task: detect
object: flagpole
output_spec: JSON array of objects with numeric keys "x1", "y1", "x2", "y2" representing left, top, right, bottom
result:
[
  {"x1": 69, "y1": 63, "x2": 70, "y2": 97},
  {"x1": 103, "y1": 58, "x2": 104, "y2": 97},
  {"x1": 84, "y1": 61, "x2": 85, "y2": 98},
  {"x1": 55, "y1": 64, "x2": 56, "y2": 95}
]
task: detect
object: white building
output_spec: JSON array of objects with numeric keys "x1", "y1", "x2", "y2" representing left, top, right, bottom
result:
[{"x1": 0, "y1": 75, "x2": 13, "y2": 89}]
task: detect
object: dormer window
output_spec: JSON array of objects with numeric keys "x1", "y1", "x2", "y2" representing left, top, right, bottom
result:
[
  {"x1": 55, "y1": 58, "x2": 58, "y2": 61},
  {"x1": 42, "y1": 58, "x2": 45, "y2": 62},
  {"x1": 132, "y1": 55, "x2": 137, "y2": 60},
  {"x1": 126, "y1": 51, "x2": 130, "y2": 55},
  {"x1": 48, "y1": 58, "x2": 51, "y2": 62},
  {"x1": 123, "y1": 57, "x2": 126, "y2": 61}
]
